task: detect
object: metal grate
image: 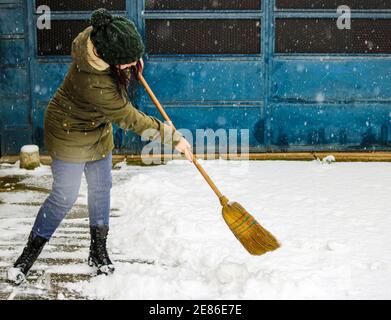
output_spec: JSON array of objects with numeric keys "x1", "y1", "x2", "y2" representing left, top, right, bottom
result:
[
  {"x1": 37, "y1": 20, "x2": 90, "y2": 56},
  {"x1": 145, "y1": 0, "x2": 261, "y2": 10},
  {"x1": 276, "y1": 0, "x2": 391, "y2": 10},
  {"x1": 146, "y1": 19, "x2": 261, "y2": 54},
  {"x1": 35, "y1": 0, "x2": 126, "y2": 12},
  {"x1": 276, "y1": 18, "x2": 391, "y2": 54}
]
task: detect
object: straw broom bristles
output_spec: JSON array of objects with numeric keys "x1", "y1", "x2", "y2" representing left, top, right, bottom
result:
[{"x1": 221, "y1": 199, "x2": 280, "y2": 255}]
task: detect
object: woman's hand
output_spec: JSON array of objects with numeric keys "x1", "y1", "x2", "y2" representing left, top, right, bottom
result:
[
  {"x1": 175, "y1": 137, "x2": 193, "y2": 162},
  {"x1": 130, "y1": 59, "x2": 144, "y2": 78},
  {"x1": 136, "y1": 58, "x2": 144, "y2": 74}
]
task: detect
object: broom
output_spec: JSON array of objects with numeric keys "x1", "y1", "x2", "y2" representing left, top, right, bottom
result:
[{"x1": 134, "y1": 69, "x2": 280, "y2": 255}]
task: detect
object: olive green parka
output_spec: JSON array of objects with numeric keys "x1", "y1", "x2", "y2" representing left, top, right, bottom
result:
[{"x1": 44, "y1": 26, "x2": 182, "y2": 163}]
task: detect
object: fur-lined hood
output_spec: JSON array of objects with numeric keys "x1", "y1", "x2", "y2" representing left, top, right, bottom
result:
[{"x1": 71, "y1": 26, "x2": 110, "y2": 74}]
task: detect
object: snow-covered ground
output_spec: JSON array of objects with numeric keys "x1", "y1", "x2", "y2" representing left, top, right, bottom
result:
[{"x1": 1, "y1": 159, "x2": 391, "y2": 299}]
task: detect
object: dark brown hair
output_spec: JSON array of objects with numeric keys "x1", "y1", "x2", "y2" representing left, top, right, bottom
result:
[{"x1": 110, "y1": 65, "x2": 132, "y2": 97}]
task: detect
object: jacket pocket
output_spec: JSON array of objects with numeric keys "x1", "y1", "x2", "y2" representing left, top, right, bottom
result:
[{"x1": 62, "y1": 117, "x2": 96, "y2": 131}]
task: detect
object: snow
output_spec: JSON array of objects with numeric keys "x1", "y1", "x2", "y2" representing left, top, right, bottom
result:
[
  {"x1": 7, "y1": 267, "x2": 25, "y2": 285},
  {"x1": 322, "y1": 155, "x2": 336, "y2": 164},
  {"x1": 315, "y1": 92, "x2": 326, "y2": 103},
  {"x1": 1, "y1": 159, "x2": 391, "y2": 299},
  {"x1": 20, "y1": 145, "x2": 39, "y2": 153}
]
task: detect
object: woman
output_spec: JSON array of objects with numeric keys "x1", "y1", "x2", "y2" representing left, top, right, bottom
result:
[{"x1": 8, "y1": 8, "x2": 192, "y2": 285}]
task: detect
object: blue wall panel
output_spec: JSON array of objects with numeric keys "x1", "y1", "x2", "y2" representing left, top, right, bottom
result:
[
  {"x1": 140, "y1": 60, "x2": 264, "y2": 104},
  {"x1": 0, "y1": 6, "x2": 24, "y2": 35},
  {"x1": 0, "y1": 67, "x2": 28, "y2": 98},
  {"x1": 62, "y1": 105, "x2": 265, "y2": 154},
  {"x1": 141, "y1": 104, "x2": 265, "y2": 151},
  {"x1": 0, "y1": 97, "x2": 29, "y2": 126},
  {"x1": 1, "y1": 127, "x2": 31, "y2": 156},
  {"x1": 270, "y1": 103, "x2": 391, "y2": 151},
  {"x1": 272, "y1": 59, "x2": 391, "y2": 103},
  {"x1": 0, "y1": 2, "x2": 30, "y2": 156},
  {"x1": 0, "y1": 39, "x2": 25, "y2": 65}
]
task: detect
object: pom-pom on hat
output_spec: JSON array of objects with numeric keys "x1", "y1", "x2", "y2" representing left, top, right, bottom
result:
[{"x1": 90, "y1": 8, "x2": 145, "y2": 65}]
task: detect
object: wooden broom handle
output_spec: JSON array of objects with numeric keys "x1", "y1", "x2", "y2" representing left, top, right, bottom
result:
[{"x1": 137, "y1": 72, "x2": 227, "y2": 203}]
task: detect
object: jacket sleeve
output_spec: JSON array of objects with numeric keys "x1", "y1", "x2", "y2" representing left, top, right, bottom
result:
[{"x1": 89, "y1": 82, "x2": 183, "y2": 147}]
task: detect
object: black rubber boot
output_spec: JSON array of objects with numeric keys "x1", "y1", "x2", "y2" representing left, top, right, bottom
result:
[
  {"x1": 88, "y1": 226, "x2": 115, "y2": 275},
  {"x1": 8, "y1": 232, "x2": 47, "y2": 285}
]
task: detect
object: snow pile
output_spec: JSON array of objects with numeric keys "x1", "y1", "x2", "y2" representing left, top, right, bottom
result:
[
  {"x1": 0, "y1": 160, "x2": 49, "y2": 176},
  {"x1": 7, "y1": 267, "x2": 24, "y2": 284},
  {"x1": 20, "y1": 145, "x2": 39, "y2": 153},
  {"x1": 322, "y1": 155, "x2": 336, "y2": 164},
  {"x1": 62, "y1": 160, "x2": 391, "y2": 300}
]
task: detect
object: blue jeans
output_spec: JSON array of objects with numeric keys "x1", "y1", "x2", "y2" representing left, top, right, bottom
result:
[{"x1": 32, "y1": 153, "x2": 113, "y2": 240}]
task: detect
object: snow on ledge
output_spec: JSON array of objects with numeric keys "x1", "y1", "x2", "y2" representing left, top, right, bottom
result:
[{"x1": 20, "y1": 145, "x2": 39, "y2": 153}]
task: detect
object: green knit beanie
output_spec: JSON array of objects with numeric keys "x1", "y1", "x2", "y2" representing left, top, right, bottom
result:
[{"x1": 90, "y1": 8, "x2": 145, "y2": 65}]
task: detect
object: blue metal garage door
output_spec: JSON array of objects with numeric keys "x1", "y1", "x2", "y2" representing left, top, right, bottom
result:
[{"x1": 0, "y1": 0, "x2": 391, "y2": 155}]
